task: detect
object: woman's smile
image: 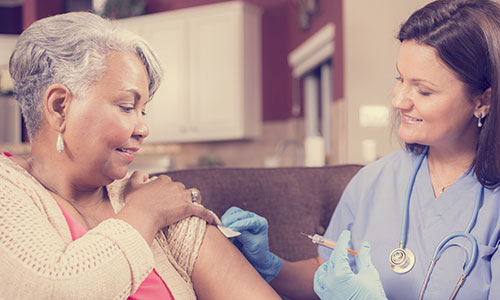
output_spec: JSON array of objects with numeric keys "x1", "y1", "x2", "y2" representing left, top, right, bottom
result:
[
  {"x1": 400, "y1": 113, "x2": 422, "y2": 125},
  {"x1": 115, "y1": 147, "x2": 138, "y2": 162}
]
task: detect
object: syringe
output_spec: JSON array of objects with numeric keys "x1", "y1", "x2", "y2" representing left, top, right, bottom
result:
[{"x1": 301, "y1": 232, "x2": 359, "y2": 256}]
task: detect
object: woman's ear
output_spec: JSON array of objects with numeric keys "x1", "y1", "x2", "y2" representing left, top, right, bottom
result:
[
  {"x1": 43, "y1": 83, "x2": 72, "y2": 132},
  {"x1": 473, "y1": 87, "x2": 491, "y2": 117}
]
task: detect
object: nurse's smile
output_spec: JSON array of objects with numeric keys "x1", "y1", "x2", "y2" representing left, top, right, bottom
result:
[{"x1": 400, "y1": 113, "x2": 422, "y2": 124}]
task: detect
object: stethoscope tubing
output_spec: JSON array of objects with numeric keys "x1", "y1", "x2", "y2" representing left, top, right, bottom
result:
[
  {"x1": 431, "y1": 232, "x2": 478, "y2": 275},
  {"x1": 465, "y1": 185, "x2": 483, "y2": 233},
  {"x1": 399, "y1": 147, "x2": 428, "y2": 249},
  {"x1": 398, "y1": 146, "x2": 485, "y2": 299}
]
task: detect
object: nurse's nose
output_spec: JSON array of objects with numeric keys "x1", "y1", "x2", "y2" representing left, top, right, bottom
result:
[{"x1": 392, "y1": 84, "x2": 413, "y2": 109}]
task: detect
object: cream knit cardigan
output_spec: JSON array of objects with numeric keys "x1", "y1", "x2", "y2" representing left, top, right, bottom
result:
[{"x1": 0, "y1": 155, "x2": 206, "y2": 300}]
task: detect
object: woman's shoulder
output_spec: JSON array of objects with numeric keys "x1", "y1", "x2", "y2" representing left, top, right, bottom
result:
[
  {"x1": 0, "y1": 154, "x2": 65, "y2": 224},
  {"x1": 339, "y1": 149, "x2": 419, "y2": 212},
  {"x1": 347, "y1": 148, "x2": 419, "y2": 191},
  {"x1": 0, "y1": 154, "x2": 35, "y2": 187},
  {"x1": 358, "y1": 148, "x2": 414, "y2": 176}
]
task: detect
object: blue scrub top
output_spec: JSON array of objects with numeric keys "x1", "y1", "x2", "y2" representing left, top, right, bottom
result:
[{"x1": 319, "y1": 149, "x2": 500, "y2": 300}]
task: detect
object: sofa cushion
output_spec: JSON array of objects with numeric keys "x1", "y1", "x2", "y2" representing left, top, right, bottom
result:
[{"x1": 162, "y1": 165, "x2": 362, "y2": 262}]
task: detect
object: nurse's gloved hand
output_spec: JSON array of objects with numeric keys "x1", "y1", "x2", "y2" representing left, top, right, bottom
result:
[
  {"x1": 313, "y1": 230, "x2": 387, "y2": 300},
  {"x1": 221, "y1": 206, "x2": 282, "y2": 282}
]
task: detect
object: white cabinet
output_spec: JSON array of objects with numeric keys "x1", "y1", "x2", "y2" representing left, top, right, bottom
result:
[{"x1": 119, "y1": 1, "x2": 262, "y2": 143}]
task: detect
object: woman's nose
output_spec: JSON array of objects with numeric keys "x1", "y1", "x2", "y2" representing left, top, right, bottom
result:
[
  {"x1": 134, "y1": 115, "x2": 149, "y2": 140},
  {"x1": 392, "y1": 85, "x2": 412, "y2": 109}
]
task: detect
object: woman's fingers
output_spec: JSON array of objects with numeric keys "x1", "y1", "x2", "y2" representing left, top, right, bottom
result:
[
  {"x1": 188, "y1": 188, "x2": 202, "y2": 204},
  {"x1": 224, "y1": 206, "x2": 243, "y2": 216},
  {"x1": 124, "y1": 170, "x2": 149, "y2": 191},
  {"x1": 356, "y1": 241, "x2": 373, "y2": 272},
  {"x1": 131, "y1": 170, "x2": 149, "y2": 182},
  {"x1": 221, "y1": 207, "x2": 254, "y2": 227},
  {"x1": 123, "y1": 173, "x2": 217, "y2": 228},
  {"x1": 314, "y1": 261, "x2": 330, "y2": 290},
  {"x1": 188, "y1": 202, "x2": 217, "y2": 225},
  {"x1": 332, "y1": 230, "x2": 352, "y2": 276}
]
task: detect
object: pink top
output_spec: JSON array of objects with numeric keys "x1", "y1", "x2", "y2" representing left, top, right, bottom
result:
[{"x1": 1, "y1": 152, "x2": 174, "y2": 300}]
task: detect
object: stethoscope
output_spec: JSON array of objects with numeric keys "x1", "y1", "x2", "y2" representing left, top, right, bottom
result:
[{"x1": 388, "y1": 146, "x2": 484, "y2": 300}]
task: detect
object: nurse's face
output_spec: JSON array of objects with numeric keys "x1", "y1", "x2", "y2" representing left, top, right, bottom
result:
[{"x1": 392, "y1": 40, "x2": 478, "y2": 149}]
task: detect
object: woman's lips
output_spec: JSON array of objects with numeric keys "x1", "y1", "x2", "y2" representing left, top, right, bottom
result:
[
  {"x1": 116, "y1": 147, "x2": 138, "y2": 162},
  {"x1": 401, "y1": 113, "x2": 422, "y2": 124}
]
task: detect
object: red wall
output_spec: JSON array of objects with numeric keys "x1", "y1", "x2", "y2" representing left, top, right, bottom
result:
[{"x1": 22, "y1": 0, "x2": 64, "y2": 29}]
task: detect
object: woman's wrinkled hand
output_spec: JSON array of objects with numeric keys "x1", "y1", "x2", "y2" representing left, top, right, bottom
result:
[{"x1": 122, "y1": 171, "x2": 216, "y2": 230}]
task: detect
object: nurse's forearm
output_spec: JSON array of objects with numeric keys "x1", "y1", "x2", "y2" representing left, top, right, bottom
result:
[{"x1": 270, "y1": 256, "x2": 323, "y2": 300}]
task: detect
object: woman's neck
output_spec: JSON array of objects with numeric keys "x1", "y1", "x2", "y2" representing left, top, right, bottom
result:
[
  {"x1": 23, "y1": 153, "x2": 114, "y2": 229},
  {"x1": 24, "y1": 152, "x2": 106, "y2": 206},
  {"x1": 427, "y1": 144, "x2": 476, "y2": 197}
]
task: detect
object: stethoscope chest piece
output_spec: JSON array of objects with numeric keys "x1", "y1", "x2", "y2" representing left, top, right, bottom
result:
[{"x1": 389, "y1": 247, "x2": 415, "y2": 274}]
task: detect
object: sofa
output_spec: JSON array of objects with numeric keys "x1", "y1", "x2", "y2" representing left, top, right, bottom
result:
[{"x1": 164, "y1": 164, "x2": 363, "y2": 263}]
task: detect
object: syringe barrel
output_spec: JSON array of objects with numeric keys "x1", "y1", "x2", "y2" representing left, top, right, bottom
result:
[{"x1": 311, "y1": 234, "x2": 327, "y2": 244}]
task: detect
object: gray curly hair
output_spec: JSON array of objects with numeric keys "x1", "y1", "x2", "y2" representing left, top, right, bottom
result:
[{"x1": 9, "y1": 11, "x2": 163, "y2": 140}]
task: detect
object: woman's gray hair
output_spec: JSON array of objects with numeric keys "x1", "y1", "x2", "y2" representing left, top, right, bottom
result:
[{"x1": 9, "y1": 11, "x2": 163, "y2": 140}]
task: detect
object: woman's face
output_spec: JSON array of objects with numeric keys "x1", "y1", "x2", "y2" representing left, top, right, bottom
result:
[
  {"x1": 64, "y1": 52, "x2": 150, "y2": 184},
  {"x1": 392, "y1": 40, "x2": 478, "y2": 150}
]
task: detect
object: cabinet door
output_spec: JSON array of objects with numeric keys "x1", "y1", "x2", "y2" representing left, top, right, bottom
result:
[
  {"x1": 118, "y1": 2, "x2": 261, "y2": 143},
  {"x1": 187, "y1": 10, "x2": 243, "y2": 141},
  {"x1": 146, "y1": 19, "x2": 191, "y2": 142},
  {"x1": 120, "y1": 17, "x2": 191, "y2": 142}
]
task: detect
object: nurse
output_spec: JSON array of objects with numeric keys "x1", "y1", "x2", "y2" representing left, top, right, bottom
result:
[{"x1": 221, "y1": 0, "x2": 500, "y2": 299}]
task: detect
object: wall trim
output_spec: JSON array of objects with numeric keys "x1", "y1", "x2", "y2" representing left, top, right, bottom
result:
[{"x1": 288, "y1": 22, "x2": 335, "y2": 78}]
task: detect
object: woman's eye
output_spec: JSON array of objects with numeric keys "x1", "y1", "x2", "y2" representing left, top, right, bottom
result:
[
  {"x1": 141, "y1": 110, "x2": 147, "y2": 116},
  {"x1": 395, "y1": 76, "x2": 403, "y2": 82},
  {"x1": 120, "y1": 106, "x2": 134, "y2": 112},
  {"x1": 417, "y1": 89, "x2": 431, "y2": 96}
]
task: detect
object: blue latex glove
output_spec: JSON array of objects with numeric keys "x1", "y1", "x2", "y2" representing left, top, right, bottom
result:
[
  {"x1": 314, "y1": 230, "x2": 387, "y2": 300},
  {"x1": 221, "y1": 206, "x2": 282, "y2": 282}
]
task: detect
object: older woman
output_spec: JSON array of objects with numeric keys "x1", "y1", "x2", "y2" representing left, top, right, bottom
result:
[{"x1": 0, "y1": 12, "x2": 280, "y2": 299}]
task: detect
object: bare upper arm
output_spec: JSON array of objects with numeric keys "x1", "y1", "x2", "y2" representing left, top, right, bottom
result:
[{"x1": 191, "y1": 225, "x2": 281, "y2": 300}]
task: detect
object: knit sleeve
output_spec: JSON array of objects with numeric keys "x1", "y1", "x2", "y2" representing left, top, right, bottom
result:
[
  {"x1": 165, "y1": 215, "x2": 207, "y2": 276},
  {"x1": 0, "y1": 169, "x2": 153, "y2": 299},
  {"x1": 109, "y1": 173, "x2": 208, "y2": 277}
]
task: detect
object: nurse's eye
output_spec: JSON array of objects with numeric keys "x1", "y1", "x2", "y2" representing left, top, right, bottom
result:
[
  {"x1": 141, "y1": 110, "x2": 147, "y2": 116},
  {"x1": 417, "y1": 89, "x2": 431, "y2": 96},
  {"x1": 395, "y1": 76, "x2": 404, "y2": 83},
  {"x1": 120, "y1": 106, "x2": 134, "y2": 113}
]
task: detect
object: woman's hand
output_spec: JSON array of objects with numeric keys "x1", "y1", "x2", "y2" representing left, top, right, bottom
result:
[
  {"x1": 221, "y1": 206, "x2": 282, "y2": 282},
  {"x1": 313, "y1": 230, "x2": 387, "y2": 300},
  {"x1": 122, "y1": 171, "x2": 216, "y2": 231}
]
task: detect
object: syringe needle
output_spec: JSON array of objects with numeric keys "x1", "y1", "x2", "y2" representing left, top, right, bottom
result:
[{"x1": 300, "y1": 232, "x2": 313, "y2": 239}]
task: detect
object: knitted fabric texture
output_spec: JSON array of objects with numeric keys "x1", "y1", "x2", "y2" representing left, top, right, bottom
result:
[
  {"x1": 0, "y1": 155, "x2": 206, "y2": 300},
  {"x1": 107, "y1": 174, "x2": 207, "y2": 295}
]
